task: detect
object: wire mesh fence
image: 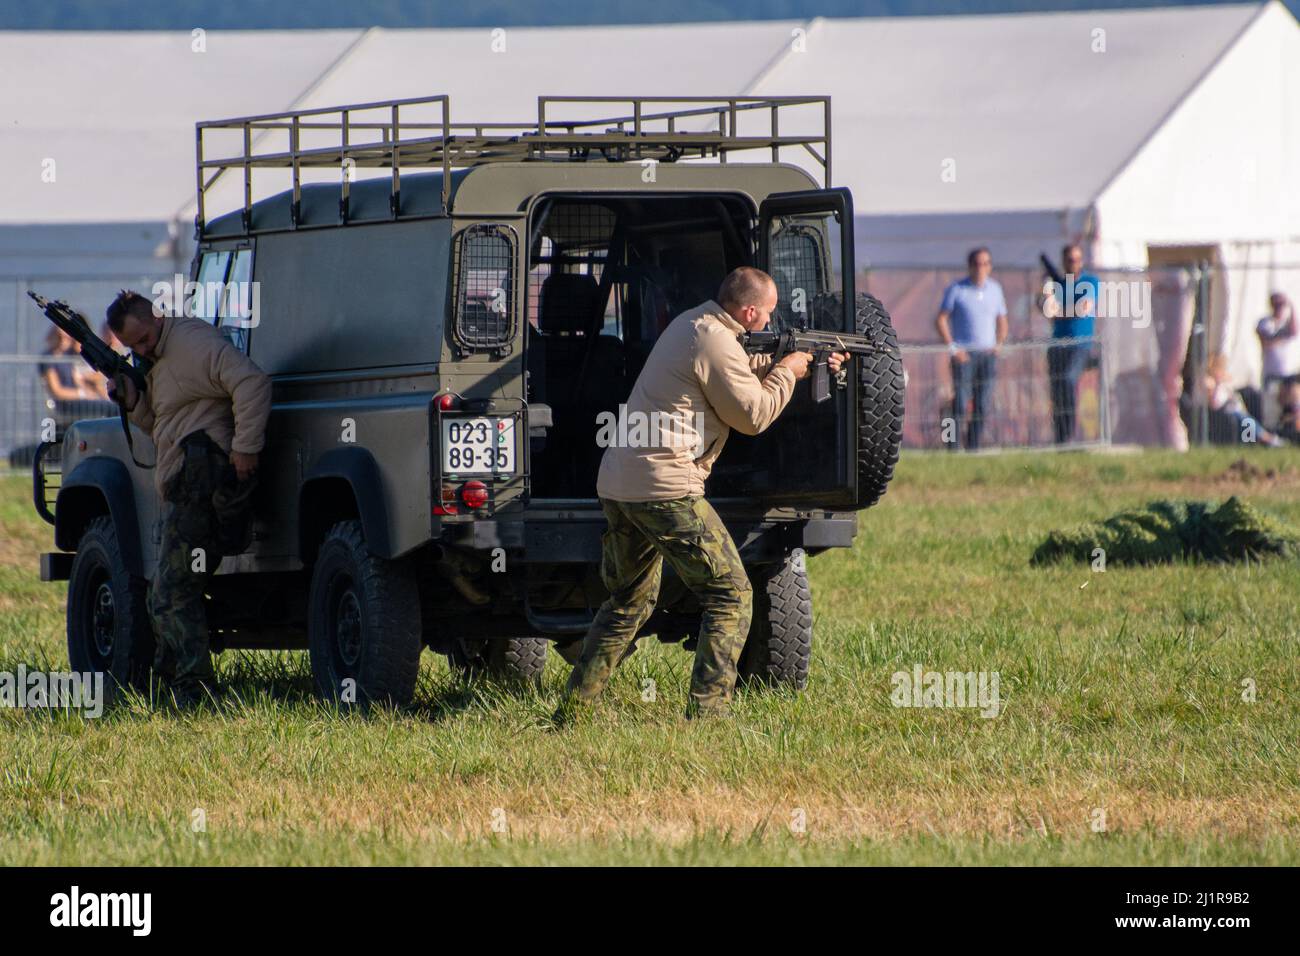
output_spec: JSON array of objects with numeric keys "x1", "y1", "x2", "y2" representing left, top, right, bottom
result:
[
  {"x1": 2, "y1": 274, "x2": 163, "y2": 466},
  {"x1": 899, "y1": 336, "x2": 1107, "y2": 451},
  {"x1": 866, "y1": 260, "x2": 1300, "y2": 453},
  {"x1": 1, "y1": 354, "x2": 119, "y2": 467},
  {"x1": 4, "y1": 260, "x2": 1298, "y2": 463}
]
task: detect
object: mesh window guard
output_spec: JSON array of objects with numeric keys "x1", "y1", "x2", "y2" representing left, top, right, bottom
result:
[
  {"x1": 453, "y1": 223, "x2": 517, "y2": 353},
  {"x1": 768, "y1": 221, "x2": 827, "y2": 330},
  {"x1": 526, "y1": 202, "x2": 616, "y2": 331}
]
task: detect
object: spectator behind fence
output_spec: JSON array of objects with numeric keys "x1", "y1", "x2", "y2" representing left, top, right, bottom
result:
[
  {"x1": 1045, "y1": 244, "x2": 1099, "y2": 444},
  {"x1": 1276, "y1": 380, "x2": 1300, "y2": 445},
  {"x1": 1256, "y1": 291, "x2": 1299, "y2": 393},
  {"x1": 40, "y1": 326, "x2": 116, "y2": 428},
  {"x1": 935, "y1": 247, "x2": 1007, "y2": 450},
  {"x1": 40, "y1": 327, "x2": 82, "y2": 401},
  {"x1": 1206, "y1": 353, "x2": 1282, "y2": 447}
]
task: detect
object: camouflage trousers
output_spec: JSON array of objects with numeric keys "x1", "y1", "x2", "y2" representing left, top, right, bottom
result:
[
  {"x1": 565, "y1": 496, "x2": 753, "y2": 716},
  {"x1": 149, "y1": 499, "x2": 219, "y2": 695},
  {"x1": 148, "y1": 431, "x2": 257, "y2": 698}
]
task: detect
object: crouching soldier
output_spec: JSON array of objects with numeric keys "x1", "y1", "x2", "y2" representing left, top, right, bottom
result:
[
  {"x1": 558, "y1": 267, "x2": 845, "y2": 720},
  {"x1": 106, "y1": 290, "x2": 272, "y2": 708}
]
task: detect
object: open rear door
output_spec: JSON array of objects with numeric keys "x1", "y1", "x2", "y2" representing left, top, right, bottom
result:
[{"x1": 713, "y1": 188, "x2": 859, "y2": 509}]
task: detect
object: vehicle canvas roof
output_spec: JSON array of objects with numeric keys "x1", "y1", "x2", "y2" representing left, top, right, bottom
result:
[
  {"x1": 203, "y1": 169, "x2": 469, "y2": 236},
  {"x1": 200, "y1": 160, "x2": 821, "y2": 238}
]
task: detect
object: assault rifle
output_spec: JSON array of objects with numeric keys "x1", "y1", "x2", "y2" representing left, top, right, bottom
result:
[
  {"x1": 1039, "y1": 253, "x2": 1098, "y2": 323},
  {"x1": 1039, "y1": 252, "x2": 1067, "y2": 288},
  {"x1": 28, "y1": 291, "x2": 152, "y2": 468},
  {"x1": 741, "y1": 326, "x2": 896, "y2": 403}
]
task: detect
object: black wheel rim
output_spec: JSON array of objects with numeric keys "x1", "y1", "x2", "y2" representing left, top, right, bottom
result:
[
  {"x1": 85, "y1": 570, "x2": 115, "y2": 670},
  {"x1": 329, "y1": 573, "x2": 363, "y2": 673}
]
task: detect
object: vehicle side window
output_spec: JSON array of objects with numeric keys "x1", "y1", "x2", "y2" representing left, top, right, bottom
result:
[
  {"x1": 192, "y1": 251, "x2": 231, "y2": 320},
  {"x1": 218, "y1": 249, "x2": 255, "y2": 354},
  {"x1": 453, "y1": 223, "x2": 516, "y2": 354},
  {"x1": 191, "y1": 248, "x2": 254, "y2": 353}
]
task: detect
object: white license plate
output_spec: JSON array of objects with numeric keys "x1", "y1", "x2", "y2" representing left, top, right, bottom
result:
[{"x1": 442, "y1": 416, "x2": 516, "y2": 476}]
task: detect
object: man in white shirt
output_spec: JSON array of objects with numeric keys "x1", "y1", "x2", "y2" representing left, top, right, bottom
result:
[{"x1": 1256, "y1": 292, "x2": 1299, "y2": 393}]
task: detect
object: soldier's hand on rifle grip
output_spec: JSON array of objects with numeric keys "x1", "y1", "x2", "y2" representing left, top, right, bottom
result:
[
  {"x1": 108, "y1": 371, "x2": 139, "y2": 411},
  {"x1": 777, "y1": 350, "x2": 815, "y2": 380},
  {"x1": 827, "y1": 351, "x2": 849, "y2": 372}
]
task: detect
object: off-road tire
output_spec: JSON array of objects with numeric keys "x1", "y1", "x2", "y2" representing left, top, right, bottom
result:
[
  {"x1": 66, "y1": 516, "x2": 154, "y2": 703},
  {"x1": 307, "y1": 520, "x2": 422, "y2": 708},
  {"x1": 812, "y1": 291, "x2": 905, "y2": 509},
  {"x1": 849, "y1": 292, "x2": 905, "y2": 509},
  {"x1": 738, "y1": 555, "x2": 813, "y2": 690},
  {"x1": 450, "y1": 637, "x2": 549, "y2": 687}
]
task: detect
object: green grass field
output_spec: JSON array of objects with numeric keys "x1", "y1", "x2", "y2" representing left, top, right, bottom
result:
[{"x1": 2, "y1": 448, "x2": 1298, "y2": 865}]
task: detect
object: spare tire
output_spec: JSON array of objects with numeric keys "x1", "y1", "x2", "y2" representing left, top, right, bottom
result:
[
  {"x1": 851, "y1": 292, "x2": 905, "y2": 510},
  {"x1": 813, "y1": 291, "x2": 905, "y2": 510},
  {"x1": 449, "y1": 637, "x2": 549, "y2": 688}
]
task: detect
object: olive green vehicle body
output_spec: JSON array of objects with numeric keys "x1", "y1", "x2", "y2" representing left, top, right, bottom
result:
[{"x1": 37, "y1": 96, "x2": 893, "y2": 669}]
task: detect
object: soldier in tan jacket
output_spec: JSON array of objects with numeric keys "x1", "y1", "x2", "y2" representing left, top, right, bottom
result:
[
  {"x1": 560, "y1": 267, "x2": 845, "y2": 720},
  {"x1": 107, "y1": 290, "x2": 272, "y2": 708}
]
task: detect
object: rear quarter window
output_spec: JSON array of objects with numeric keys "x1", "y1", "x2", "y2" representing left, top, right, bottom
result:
[{"x1": 452, "y1": 223, "x2": 517, "y2": 355}]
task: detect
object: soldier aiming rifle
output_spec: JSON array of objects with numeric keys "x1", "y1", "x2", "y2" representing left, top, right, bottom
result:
[{"x1": 557, "y1": 267, "x2": 850, "y2": 721}]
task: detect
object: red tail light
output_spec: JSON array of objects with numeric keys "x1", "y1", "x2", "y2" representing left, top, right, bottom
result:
[
  {"x1": 437, "y1": 393, "x2": 459, "y2": 411},
  {"x1": 461, "y1": 480, "x2": 489, "y2": 509}
]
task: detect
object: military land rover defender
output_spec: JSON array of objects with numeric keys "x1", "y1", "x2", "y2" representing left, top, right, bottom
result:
[{"x1": 33, "y1": 95, "x2": 904, "y2": 706}]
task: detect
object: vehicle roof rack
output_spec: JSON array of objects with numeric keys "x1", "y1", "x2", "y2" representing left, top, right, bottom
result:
[{"x1": 195, "y1": 94, "x2": 831, "y2": 235}]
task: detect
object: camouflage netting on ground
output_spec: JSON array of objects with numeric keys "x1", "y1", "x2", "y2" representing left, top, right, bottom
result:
[{"x1": 1032, "y1": 497, "x2": 1299, "y2": 566}]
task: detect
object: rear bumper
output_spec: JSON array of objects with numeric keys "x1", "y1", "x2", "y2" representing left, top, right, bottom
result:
[{"x1": 443, "y1": 510, "x2": 857, "y2": 563}]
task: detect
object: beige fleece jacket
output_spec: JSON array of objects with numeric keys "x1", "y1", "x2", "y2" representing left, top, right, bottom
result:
[
  {"x1": 127, "y1": 316, "x2": 272, "y2": 496},
  {"x1": 596, "y1": 300, "x2": 796, "y2": 502}
]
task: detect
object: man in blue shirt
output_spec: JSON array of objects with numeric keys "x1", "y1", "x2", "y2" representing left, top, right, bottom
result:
[
  {"x1": 1044, "y1": 243, "x2": 1099, "y2": 444},
  {"x1": 936, "y1": 247, "x2": 1008, "y2": 450}
]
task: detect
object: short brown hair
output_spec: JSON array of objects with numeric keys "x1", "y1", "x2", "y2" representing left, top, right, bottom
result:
[
  {"x1": 717, "y1": 267, "x2": 776, "y2": 310},
  {"x1": 105, "y1": 290, "x2": 155, "y2": 333}
]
